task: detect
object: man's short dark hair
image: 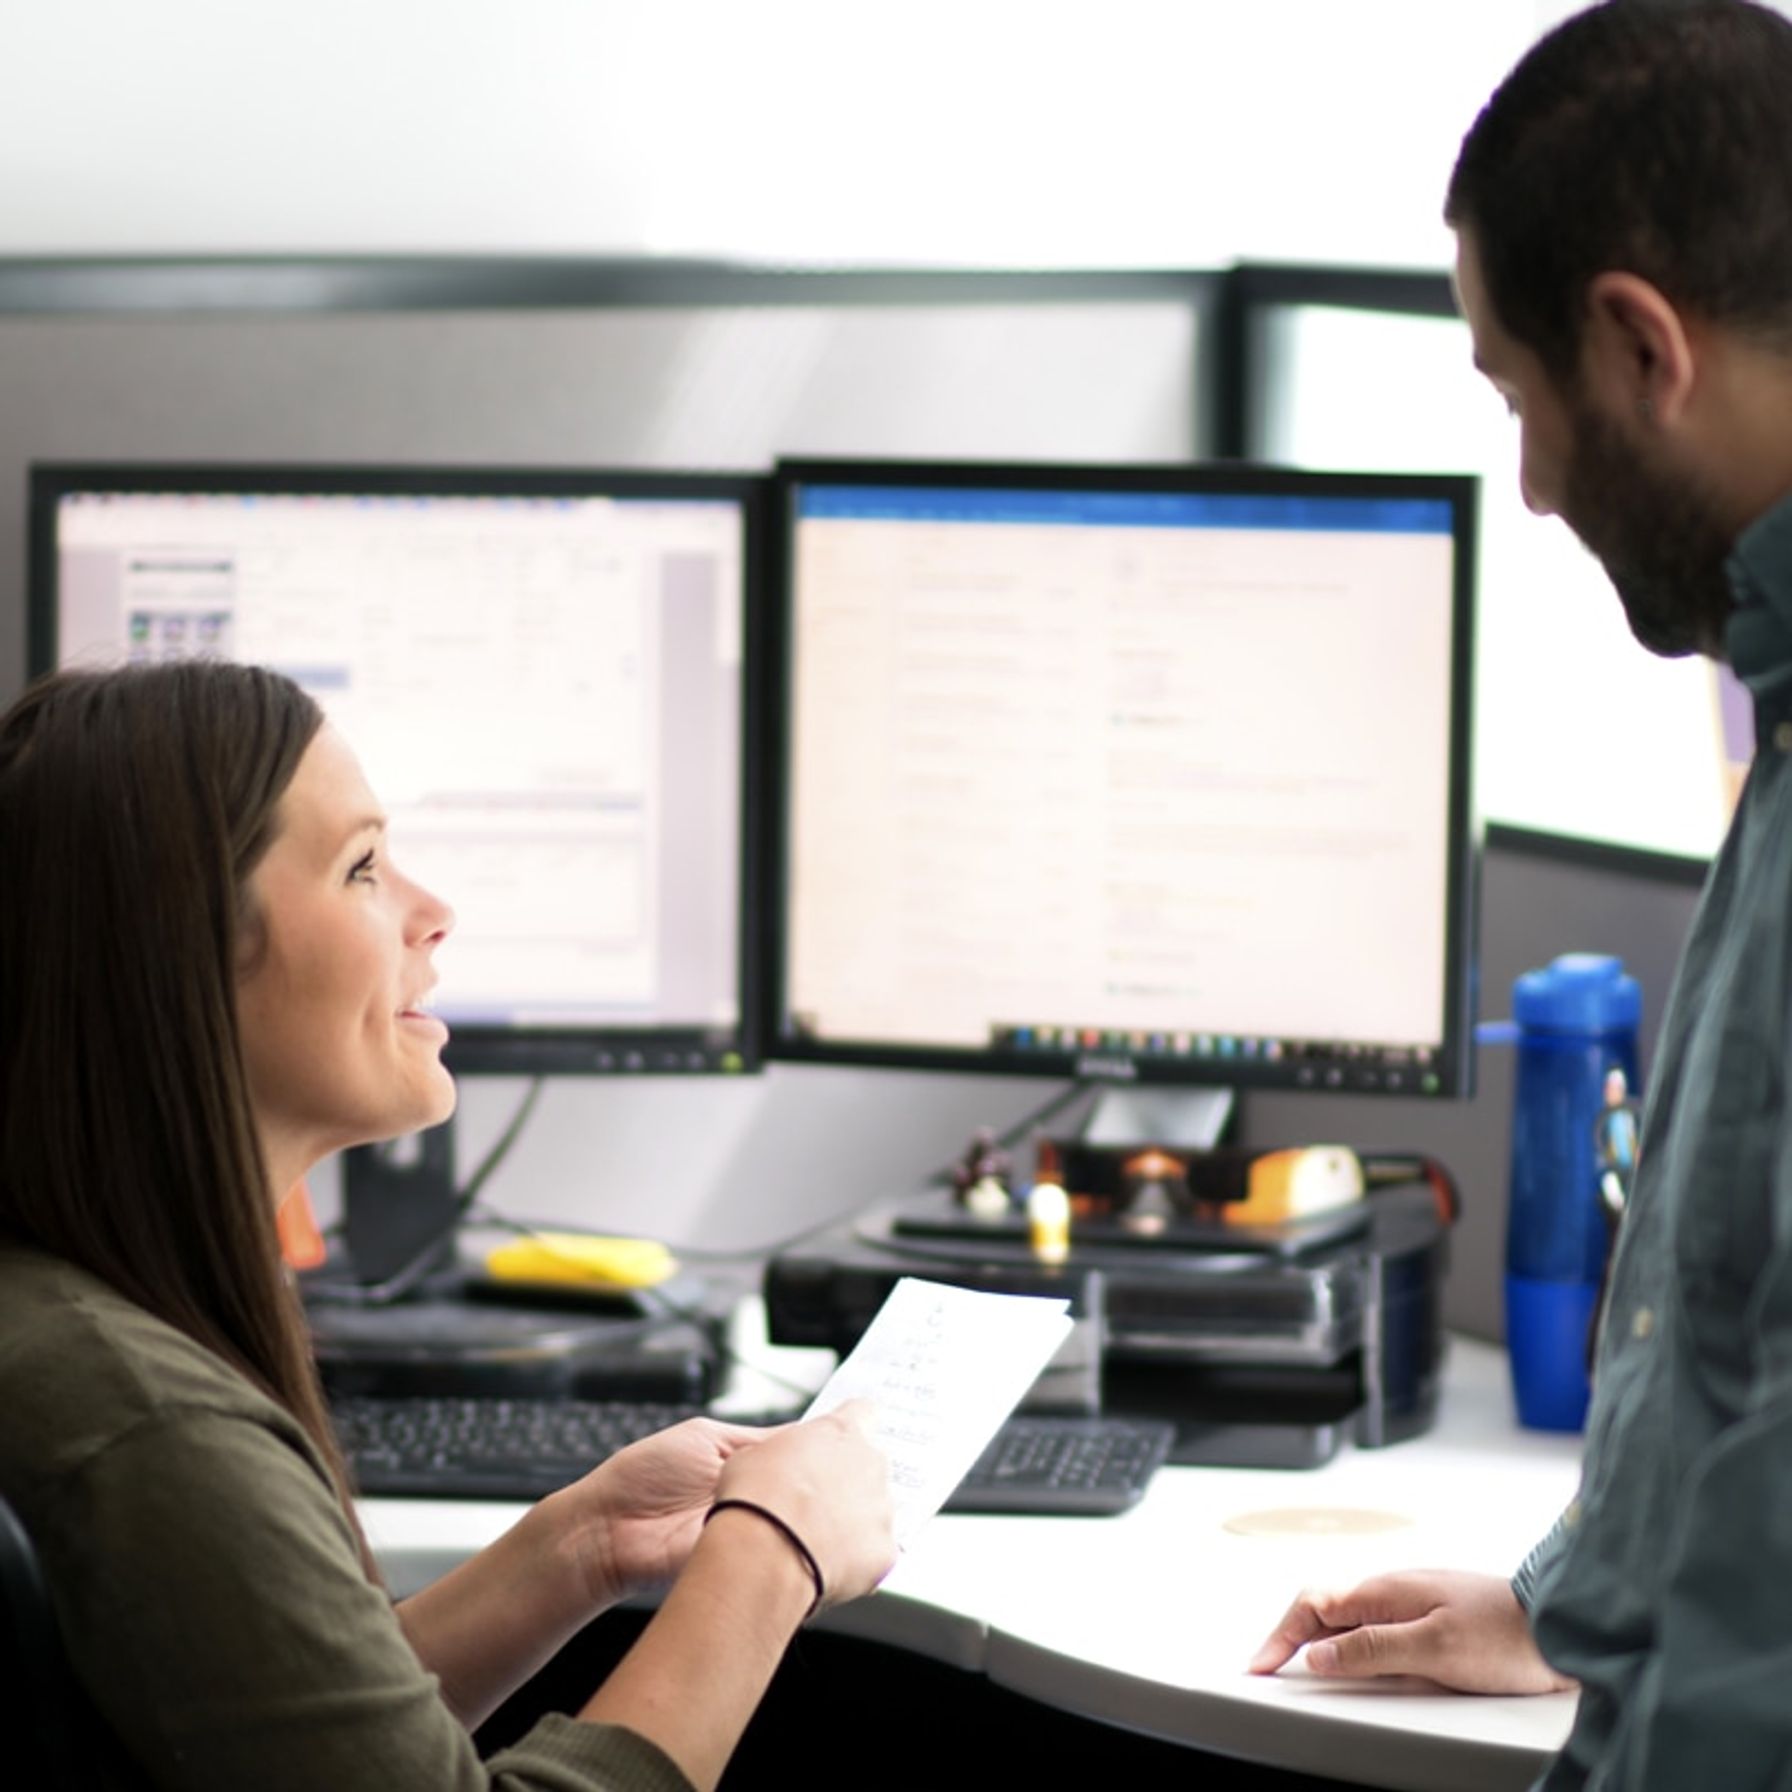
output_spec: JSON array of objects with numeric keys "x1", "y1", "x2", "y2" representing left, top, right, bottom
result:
[{"x1": 1446, "y1": 0, "x2": 1792, "y2": 379}]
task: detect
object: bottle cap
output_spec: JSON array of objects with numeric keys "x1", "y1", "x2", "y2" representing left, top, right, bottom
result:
[{"x1": 1512, "y1": 953, "x2": 1641, "y2": 1036}]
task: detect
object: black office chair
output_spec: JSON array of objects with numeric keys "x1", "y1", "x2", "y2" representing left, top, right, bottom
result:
[{"x1": 0, "y1": 1489, "x2": 102, "y2": 1786}]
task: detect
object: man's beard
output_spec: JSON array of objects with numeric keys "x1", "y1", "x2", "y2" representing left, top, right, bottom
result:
[{"x1": 1559, "y1": 401, "x2": 1736, "y2": 659}]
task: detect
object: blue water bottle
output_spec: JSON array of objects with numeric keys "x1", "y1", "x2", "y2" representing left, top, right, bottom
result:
[{"x1": 1504, "y1": 953, "x2": 1641, "y2": 1432}]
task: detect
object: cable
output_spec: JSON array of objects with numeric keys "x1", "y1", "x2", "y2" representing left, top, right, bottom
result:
[
  {"x1": 639, "y1": 1284, "x2": 815, "y2": 1411},
  {"x1": 458, "y1": 1076, "x2": 549, "y2": 1209},
  {"x1": 923, "y1": 1078, "x2": 1096, "y2": 1191},
  {"x1": 303, "y1": 1078, "x2": 548, "y2": 1307},
  {"x1": 990, "y1": 1078, "x2": 1101, "y2": 1153},
  {"x1": 1361, "y1": 1152, "x2": 1462, "y2": 1226}
]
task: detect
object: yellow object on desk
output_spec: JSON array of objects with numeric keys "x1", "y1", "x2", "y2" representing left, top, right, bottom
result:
[
  {"x1": 483, "y1": 1232, "x2": 677, "y2": 1289},
  {"x1": 1027, "y1": 1178, "x2": 1071, "y2": 1263},
  {"x1": 1223, "y1": 1146, "x2": 1365, "y2": 1225}
]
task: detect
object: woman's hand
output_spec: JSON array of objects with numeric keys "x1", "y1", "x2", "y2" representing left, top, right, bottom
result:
[
  {"x1": 578, "y1": 1401, "x2": 896, "y2": 1790},
  {"x1": 549, "y1": 1417, "x2": 768, "y2": 1610},
  {"x1": 399, "y1": 1407, "x2": 890, "y2": 1734},
  {"x1": 552, "y1": 1400, "x2": 896, "y2": 1617},
  {"x1": 708, "y1": 1399, "x2": 897, "y2": 1613},
  {"x1": 1249, "y1": 1570, "x2": 1576, "y2": 1694}
]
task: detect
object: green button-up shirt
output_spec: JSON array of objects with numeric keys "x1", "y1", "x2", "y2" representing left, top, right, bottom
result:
[{"x1": 1514, "y1": 495, "x2": 1792, "y2": 1788}]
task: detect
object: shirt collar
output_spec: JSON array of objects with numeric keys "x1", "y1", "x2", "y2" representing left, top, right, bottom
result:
[{"x1": 1725, "y1": 492, "x2": 1792, "y2": 733}]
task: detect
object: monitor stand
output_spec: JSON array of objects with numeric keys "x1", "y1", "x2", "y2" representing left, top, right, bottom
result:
[{"x1": 1078, "y1": 1085, "x2": 1234, "y2": 1151}]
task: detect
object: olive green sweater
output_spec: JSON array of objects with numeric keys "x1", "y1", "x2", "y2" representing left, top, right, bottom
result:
[{"x1": 0, "y1": 1243, "x2": 691, "y2": 1792}]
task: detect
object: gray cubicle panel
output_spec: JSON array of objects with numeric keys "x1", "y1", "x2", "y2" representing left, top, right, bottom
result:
[{"x1": 0, "y1": 258, "x2": 1215, "y2": 700}]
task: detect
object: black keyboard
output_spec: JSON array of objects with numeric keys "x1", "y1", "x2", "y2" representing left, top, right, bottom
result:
[
  {"x1": 941, "y1": 1413, "x2": 1175, "y2": 1515},
  {"x1": 333, "y1": 1394, "x2": 1172, "y2": 1517}
]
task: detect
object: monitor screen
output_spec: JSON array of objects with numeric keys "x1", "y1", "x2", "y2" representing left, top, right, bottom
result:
[
  {"x1": 29, "y1": 464, "x2": 761, "y2": 1077},
  {"x1": 770, "y1": 459, "x2": 1478, "y2": 1099}
]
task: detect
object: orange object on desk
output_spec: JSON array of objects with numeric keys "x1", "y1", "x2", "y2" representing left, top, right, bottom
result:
[
  {"x1": 277, "y1": 1179, "x2": 327, "y2": 1270},
  {"x1": 1223, "y1": 1146, "x2": 1364, "y2": 1225}
]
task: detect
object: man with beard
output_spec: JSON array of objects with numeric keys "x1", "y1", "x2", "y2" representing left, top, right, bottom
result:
[{"x1": 1250, "y1": 3, "x2": 1792, "y2": 1784}]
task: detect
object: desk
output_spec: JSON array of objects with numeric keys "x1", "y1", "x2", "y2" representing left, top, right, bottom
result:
[{"x1": 361, "y1": 1336, "x2": 1580, "y2": 1792}]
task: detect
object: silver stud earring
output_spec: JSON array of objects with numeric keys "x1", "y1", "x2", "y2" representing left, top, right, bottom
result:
[{"x1": 1639, "y1": 396, "x2": 1655, "y2": 423}]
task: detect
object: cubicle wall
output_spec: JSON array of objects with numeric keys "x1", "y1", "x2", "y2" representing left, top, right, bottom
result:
[
  {"x1": 0, "y1": 259, "x2": 1214, "y2": 698},
  {"x1": 0, "y1": 256, "x2": 1712, "y2": 1343}
]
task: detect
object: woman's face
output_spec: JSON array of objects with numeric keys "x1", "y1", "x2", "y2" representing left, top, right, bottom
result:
[{"x1": 236, "y1": 725, "x2": 456, "y2": 1186}]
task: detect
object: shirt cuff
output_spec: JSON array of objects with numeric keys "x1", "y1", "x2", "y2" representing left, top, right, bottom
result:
[
  {"x1": 488, "y1": 1713, "x2": 696, "y2": 1792},
  {"x1": 1511, "y1": 1512, "x2": 1571, "y2": 1614}
]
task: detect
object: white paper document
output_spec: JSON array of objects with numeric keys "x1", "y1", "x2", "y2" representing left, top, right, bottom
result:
[{"x1": 805, "y1": 1277, "x2": 1074, "y2": 1546}]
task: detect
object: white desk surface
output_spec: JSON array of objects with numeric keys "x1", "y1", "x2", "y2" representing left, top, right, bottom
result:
[{"x1": 361, "y1": 1335, "x2": 1582, "y2": 1792}]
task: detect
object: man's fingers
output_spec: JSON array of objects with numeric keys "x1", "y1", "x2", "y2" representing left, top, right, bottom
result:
[
  {"x1": 1248, "y1": 1593, "x2": 1351, "y2": 1673},
  {"x1": 1250, "y1": 1573, "x2": 1557, "y2": 1694},
  {"x1": 1250, "y1": 1580, "x2": 1441, "y2": 1676},
  {"x1": 1306, "y1": 1618, "x2": 1432, "y2": 1680}
]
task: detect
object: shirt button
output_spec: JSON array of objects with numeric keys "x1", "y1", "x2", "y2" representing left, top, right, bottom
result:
[
  {"x1": 1774, "y1": 721, "x2": 1792, "y2": 752},
  {"x1": 1632, "y1": 1306, "x2": 1656, "y2": 1340}
]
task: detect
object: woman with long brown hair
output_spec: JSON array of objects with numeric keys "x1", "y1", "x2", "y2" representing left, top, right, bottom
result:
[{"x1": 0, "y1": 660, "x2": 894, "y2": 1792}]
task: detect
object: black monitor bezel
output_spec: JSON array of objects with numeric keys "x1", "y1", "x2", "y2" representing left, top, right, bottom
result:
[
  {"x1": 763, "y1": 455, "x2": 1480, "y2": 1099},
  {"x1": 27, "y1": 460, "x2": 768, "y2": 1078}
]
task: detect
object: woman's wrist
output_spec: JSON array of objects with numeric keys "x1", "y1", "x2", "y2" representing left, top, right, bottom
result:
[
  {"x1": 396, "y1": 1491, "x2": 623, "y2": 1729},
  {"x1": 531, "y1": 1480, "x2": 628, "y2": 1617},
  {"x1": 580, "y1": 1507, "x2": 821, "y2": 1790},
  {"x1": 692, "y1": 1503, "x2": 821, "y2": 1638},
  {"x1": 704, "y1": 1498, "x2": 825, "y2": 1618}
]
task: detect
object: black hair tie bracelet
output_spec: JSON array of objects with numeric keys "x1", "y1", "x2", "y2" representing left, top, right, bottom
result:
[{"x1": 704, "y1": 1498, "x2": 826, "y2": 1620}]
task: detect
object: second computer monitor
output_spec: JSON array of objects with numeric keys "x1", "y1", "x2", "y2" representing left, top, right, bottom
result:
[
  {"x1": 30, "y1": 464, "x2": 761, "y2": 1077},
  {"x1": 770, "y1": 458, "x2": 1478, "y2": 1101}
]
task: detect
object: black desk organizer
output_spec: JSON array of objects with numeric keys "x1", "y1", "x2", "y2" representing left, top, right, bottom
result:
[
  {"x1": 305, "y1": 1267, "x2": 727, "y2": 1404},
  {"x1": 764, "y1": 1180, "x2": 1449, "y2": 1469}
]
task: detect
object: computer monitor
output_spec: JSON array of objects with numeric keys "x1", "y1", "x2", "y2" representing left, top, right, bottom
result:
[
  {"x1": 28, "y1": 463, "x2": 762, "y2": 1288},
  {"x1": 768, "y1": 458, "x2": 1478, "y2": 1142}
]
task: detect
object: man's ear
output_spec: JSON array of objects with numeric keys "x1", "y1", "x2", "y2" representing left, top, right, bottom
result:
[{"x1": 1582, "y1": 272, "x2": 1696, "y2": 425}]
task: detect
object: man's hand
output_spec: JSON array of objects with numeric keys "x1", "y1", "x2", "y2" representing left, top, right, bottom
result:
[{"x1": 1249, "y1": 1570, "x2": 1576, "y2": 1694}]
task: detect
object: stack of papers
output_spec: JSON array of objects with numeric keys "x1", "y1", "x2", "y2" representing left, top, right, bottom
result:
[{"x1": 804, "y1": 1277, "x2": 1074, "y2": 1546}]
